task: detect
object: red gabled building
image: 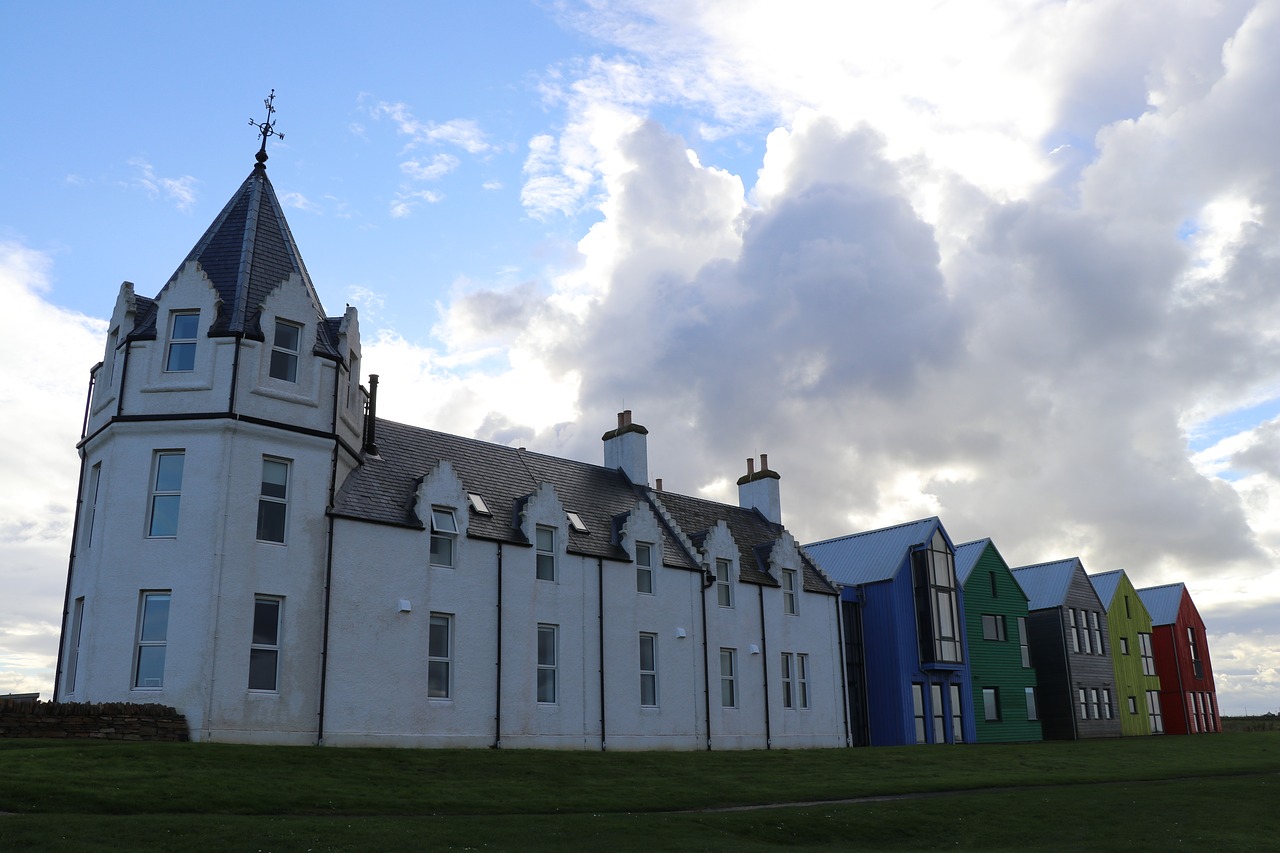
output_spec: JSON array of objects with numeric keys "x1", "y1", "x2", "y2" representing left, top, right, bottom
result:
[{"x1": 1137, "y1": 583, "x2": 1220, "y2": 734}]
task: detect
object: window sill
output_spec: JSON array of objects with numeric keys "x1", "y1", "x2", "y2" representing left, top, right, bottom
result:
[
  {"x1": 251, "y1": 384, "x2": 320, "y2": 408},
  {"x1": 142, "y1": 377, "x2": 214, "y2": 393}
]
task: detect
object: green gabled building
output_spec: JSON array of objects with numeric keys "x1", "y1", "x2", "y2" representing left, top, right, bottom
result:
[
  {"x1": 955, "y1": 539, "x2": 1043, "y2": 743},
  {"x1": 1090, "y1": 570, "x2": 1163, "y2": 736}
]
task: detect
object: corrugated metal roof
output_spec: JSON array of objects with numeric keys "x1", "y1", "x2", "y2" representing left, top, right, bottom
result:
[
  {"x1": 804, "y1": 517, "x2": 943, "y2": 586},
  {"x1": 1011, "y1": 558, "x2": 1081, "y2": 610},
  {"x1": 1138, "y1": 582, "x2": 1186, "y2": 626},
  {"x1": 954, "y1": 538, "x2": 992, "y2": 584},
  {"x1": 1088, "y1": 569, "x2": 1125, "y2": 610}
]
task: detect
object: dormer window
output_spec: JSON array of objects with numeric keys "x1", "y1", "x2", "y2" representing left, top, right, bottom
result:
[
  {"x1": 165, "y1": 312, "x2": 199, "y2": 372},
  {"x1": 430, "y1": 508, "x2": 458, "y2": 567},
  {"x1": 715, "y1": 558, "x2": 733, "y2": 608},
  {"x1": 270, "y1": 319, "x2": 302, "y2": 382}
]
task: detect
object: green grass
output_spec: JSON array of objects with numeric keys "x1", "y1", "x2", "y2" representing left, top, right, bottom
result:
[{"x1": 2, "y1": 733, "x2": 1278, "y2": 850}]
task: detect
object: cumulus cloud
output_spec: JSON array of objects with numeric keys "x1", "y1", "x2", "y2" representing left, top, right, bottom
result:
[{"x1": 372, "y1": 102, "x2": 493, "y2": 154}]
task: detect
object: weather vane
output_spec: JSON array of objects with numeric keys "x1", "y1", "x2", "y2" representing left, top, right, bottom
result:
[{"x1": 250, "y1": 89, "x2": 284, "y2": 167}]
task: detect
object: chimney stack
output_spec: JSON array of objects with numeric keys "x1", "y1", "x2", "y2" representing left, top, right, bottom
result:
[
  {"x1": 737, "y1": 453, "x2": 781, "y2": 524},
  {"x1": 602, "y1": 409, "x2": 649, "y2": 485}
]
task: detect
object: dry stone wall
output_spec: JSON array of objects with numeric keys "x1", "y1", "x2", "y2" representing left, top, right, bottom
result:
[{"x1": 0, "y1": 699, "x2": 188, "y2": 741}]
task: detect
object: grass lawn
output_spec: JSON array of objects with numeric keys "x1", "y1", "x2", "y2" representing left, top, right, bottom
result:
[{"x1": 1, "y1": 732, "x2": 1277, "y2": 850}]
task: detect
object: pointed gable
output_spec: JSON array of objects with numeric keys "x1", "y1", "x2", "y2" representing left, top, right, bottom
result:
[
  {"x1": 1011, "y1": 558, "x2": 1080, "y2": 611},
  {"x1": 1137, "y1": 582, "x2": 1187, "y2": 626},
  {"x1": 954, "y1": 538, "x2": 991, "y2": 585},
  {"x1": 1088, "y1": 569, "x2": 1125, "y2": 610}
]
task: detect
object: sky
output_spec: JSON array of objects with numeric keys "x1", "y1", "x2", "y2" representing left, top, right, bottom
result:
[{"x1": 1, "y1": 0, "x2": 1277, "y2": 717}]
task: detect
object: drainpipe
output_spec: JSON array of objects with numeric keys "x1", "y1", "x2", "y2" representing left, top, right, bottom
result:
[
  {"x1": 53, "y1": 383, "x2": 94, "y2": 701},
  {"x1": 700, "y1": 565, "x2": 714, "y2": 750},
  {"x1": 227, "y1": 333, "x2": 244, "y2": 414},
  {"x1": 80, "y1": 363, "x2": 99, "y2": 440},
  {"x1": 757, "y1": 584, "x2": 772, "y2": 749},
  {"x1": 598, "y1": 557, "x2": 606, "y2": 751},
  {"x1": 317, "y1": 357, "x2": 343, "y2": 746},
  {"x1": 494, "y1": 542, "x2": 503, "y2": 748},
  {"x1": 114, "y1": 340, "x2": 131, "y2": 418}
]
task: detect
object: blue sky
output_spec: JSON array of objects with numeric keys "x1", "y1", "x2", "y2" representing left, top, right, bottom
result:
[{"x1": 3, "y1": 0, "x2": 1278, "y2": 716}]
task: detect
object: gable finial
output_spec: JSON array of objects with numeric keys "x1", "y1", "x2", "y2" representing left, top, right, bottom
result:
[{"x1": 249, "y1": 89, "x2": 285, "y2": 169}]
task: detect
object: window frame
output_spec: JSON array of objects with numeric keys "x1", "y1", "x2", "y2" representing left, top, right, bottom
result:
[
  {"x1": 430, "y1": 507, "x2": 458, "y2": 568},
  {"x1": 133, "y1": 591, "x2": 171, "y2": 689},
  {"x1": 537, "y1": 624, "x2": 558, "y2": 704},
  {"x1": 1147, "y1": 690, "x2": 1163, "y2": 732},
  {"x1": 147, "y1": 451, "x2": 185, "y2": 538},
  {"x1": 248, "y1": 596, "x2": 282, "y2": 692},
  {"x1": 428, "y1": 612, "x2": 453, "y2": 699},
  {"x1": 84, "y1": 462, "x2": 102, "y2": 548},
  {"x1": 781, "y1": 568, "x2": 798, "y2": 615},
  {"x1": 164, "y1": 311, "x2": 199, "y2": 372},
  {"x1": 1025, "y1": 686, "x2": 1039, "y2": 721},
  {"x1": 256, "y1": 457, "x2": 290, "y2": 544},
  {"x1": 1139, "y1": 632, "x2": 1156, "y2": 676},
  {"x1": 639, "y1": 632, "x2": 658, "y2": 707},
  {"x1": 715, "y1": 558, "x2": 733, "y2": 608},
  {"x1": 636, "y1": 542, "x2": 654, "y2": 595},
  {"x1": 781, "y1": 652, "x2": 795, "y2": 709},
  {"x1": 912, "y1": 684, "x2": 927, "y2": 744},
  {"x1": 797, "y1": 653, "x2": 810, "y2": 710},
  {"x1": 1090, "y1": 611, "x2": 1104, "y2": 655},
  {"x1": 65, "y1": 597, "x2": 85, "y2": 694},
  {"x1": 981, "y1": 613, "x2": 1006, "y2": 641},
  {"x1": 269, "y1": 318, "x2": 303, "y2": 383},
  {"x1": 535, "y1": 526, "x2": 556, "y2": 582},
  {"x1": 914, "y1": 532, "x2": 963, "y2": 663},
  {"x1": 1119, "y1": 636, "x2": 1130, "y2": 655},
  {"x1": 1017, "y1": 616, "x2": 1030, "y2": 667},
  {"x1": 719, "y1": 647, "x2": 737, "y2": 708},
  {"x1": 983, "y1": 687, "x2": 1000, "y2": 721}
]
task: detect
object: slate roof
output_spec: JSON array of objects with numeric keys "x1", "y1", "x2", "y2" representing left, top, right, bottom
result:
[
  {"x1": 1137, "y1": 583, "x2": 1187, "y2": 626},
  {"x1": 332, "y1": 417, "x2": 837, "y2": 594},
  {"x1": 1010, "y1": 558, "x2": 1080, "y2": 611},
  {"x1": 130, "y1": 162, "x2": 340, "y2": 360},
  {"x1": 804, "y1": 517, "x2": 946, "y2": 587},
  {"x1": 1088, "y1": 569, "x2": 1125, "y2": 610}
]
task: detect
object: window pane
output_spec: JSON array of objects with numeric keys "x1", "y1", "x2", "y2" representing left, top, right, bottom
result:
[
  {"x1": 136, "y1": 645, "x2": 166, "y2": 687},
  {"x1": 537, "y1": 668, "x2": 556, "y2": 703},
  {"x1": 538, "y1": 627, "x2": 556, "y2": 666},
  {"x1": 429, "y1": 615, "x2": 450, "y2": 658},
  {"x1": 149, "y1": 495, "x2": 181, "y2": 537},
  {"x1": 636, "y1": 543, "x2": 651, "y2": 567},
  {"x1": 261, "y1": 460, "x2": 288, "y2": 498},
  {"x1": 983, "y1": 688, "x2": 998, "y2": 720},
  {"x1": 140, "y1": 595, "x2": 170, "y2": 642},
  {"x1": 155, "y1": 454, "x2": 185, "y2": 491},
  {"x1": 253, "y1": 600, "x2": 279, "y2": 645},
  {"x1": 432, "y1": 509, "x2": 457, "y2": 533},
  {"x1": 269, "y1": 349, "x2": 298, "y2": 382},
  {"x1": 248, "y1": 648, "x2": 278, "y2": 690},
  {"x1": 173, "y1": 313, "x2": 199, "y2": 339},
  {"x1": 430, "y1": 534, "x2": 454, "y2": 567},
  {"x1": 428, "y1": 661, "x2": 450, "y2": 698},
  {"x1": 637, "y1": 567, "x2": 653, "y2": 594},
  {"x1": 639, "y1": 636, "x2": 655, "y2": 670},
  {"x1": 641, "y1": 673, "x2": 657, "y2": 706},
  {"x1": 536, "y1": 526, "x2": 554, "y2": 551},
  {"x1": 166, "y1": 342, "x2": 195, "y2": 372},
  {"x1": 536, "y1": 553, "x2": 555, "y2": 581},
  {"x1": 274, "y1": 321, "x2": 301, "y2": 352},
  {"x1": 257, "y1": 501, "x2": 286, "y2": 543}
]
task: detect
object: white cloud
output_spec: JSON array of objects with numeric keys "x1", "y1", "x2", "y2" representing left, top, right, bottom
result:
[
  {"x1": 389, "y1": 189, "x2": 444, "y2": 218},
  {"x1": 372, "y1": 102, "x2": 494, "y2": 154},
  {"x1": 128, "y1": 157, "x2": 199, "y2": 211},
  {"x1": 279, "y1": 191, "x2": 321, "y2": 213},
  {"x1": 401, "y1": 154, "x2": 460, "y2": 182}
]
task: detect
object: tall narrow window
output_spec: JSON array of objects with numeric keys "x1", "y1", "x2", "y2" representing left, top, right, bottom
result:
[
  {"x1": 797, "y1": 653, "x2": 810, "y2": 710},
  {"x1": 913, "y1": 532, "x2": 962, "y2": 663},
  {"x1": 430, "y1": 508, "x2": 457, "y2": 567},
  {"x1": 1025, "y1": 686, "x2": 1039, "y2": 721},
  {"x1": 989, "y1": 571, "x2": 998, "y2": 597},
  {"x1": 428, "y1": 613, "x2": 452, "y2": 699},
  {"x1": 781, "y1": 653, "x2": 795, "y2": 708},
  {"x1": 950, "y1": 683, "x2": 962, "y2": 741},
  {"x1": 781, "y1": 569, "x2": 798, "y2": 615},
  {"x1": 1090, "y1": 611, "x2": 1103, "y2": 655},
  {"x1": 1127, "y1": 695, "x2": 1138, "y2": 715},
  {"x1": 1146, "y1": 690, "x2": 1163, "y2": 733},
  {"x1": 931, "y1": 683, "x2": 946, "y2": 743},
  {"x1": 537, "y1": 624, "x2": 557, "y2": 703},
  {"x1": 65, "y1": 597, "x2": 85, "y2": 694},
  {"x1": 719, "y1": 648, "x2": 737, "y2": 708},
  {"x1": 346, "y1": 353, "x2": 360, "y2": 410},
  {"x1": 1080, "y1": 611, "x2": 1092, "y2": 654},
  {"x1": 983, "y1": 687, "x2": 1000, "y2": 721},
  {"x1": 84, "y1": 463, "x2": 102, "y2": 548},
  {"x1": 715, "y1": 558, "x2": 733, "y2": 608},
  {"x1": 269, "y1": 319, "x2": 302, "y2": 382},
  {"x1": 1017, "y1": 617, "x2": 1031, "y2": 667},
  {"x1": 912, "y1": 684, "x2": 927, "y2": 743},
  {"x1": 1101, "y1": 688, "x2": 1113, "y2": 720},
  {"x1": 1068, "y1": 609, "x2": 1080, "y2": 653},
  {"x1": 148, "y1": 451, "x2": 184, "y2": 538},
  {"x1": 1088, "y1": 688, "x2": 1100, "y2": 719},
  {"x1": 165, "y1": 311, "x2": 198, "y2": 372},
  {"x1": 1078, "y1": 688, "x2": 1088, "y2": 720},
  {"x1": 1188, "y1": 628, "x2": 1203, "y2": 678},
  {"x1": 248, "y1": 597, "x2": 281, "y2": 691},
  {"x1": 636, "y1": 542, "x2": 654, "y2": 594},
  {"x1": 257, "y1": 458, "x2": 289, "y2": 543},
  {"x1": 1139, "y1": 632, "x2": 1155, "y2": 675},
  {"x1": 536, "y1": 526, "x2": 556, "y2": 581},
  {"x1": 1119, "y1": 636, "x2": 1130, "y2": 655},
  {"x1": 639, "y1": 633, "x2": 657, "y2": 706},
  {"x1": 134, "y1": 592, "x2": 170, "y2": 688},
  {"x1": 1124, "y1": 595, "x2": 1132, "y2": 618}
]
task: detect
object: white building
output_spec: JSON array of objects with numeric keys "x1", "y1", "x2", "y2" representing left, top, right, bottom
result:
[{"x1": 55, "y1": 151, "x2": 851, "y2": 749}]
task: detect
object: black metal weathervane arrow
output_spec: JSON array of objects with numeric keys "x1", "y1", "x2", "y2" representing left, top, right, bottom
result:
[{"x1": 250, "y1": 89, "x2": 285, "y2": 168}]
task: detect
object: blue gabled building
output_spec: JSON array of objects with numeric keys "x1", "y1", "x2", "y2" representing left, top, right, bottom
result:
[{"x1": 805, "y1": 517, "x2": 975, "y2": 747}]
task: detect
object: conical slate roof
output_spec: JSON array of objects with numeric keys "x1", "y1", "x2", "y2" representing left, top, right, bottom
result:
[{"x1": 133, "y1": 159, "x2": 340, "y2": 358}]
